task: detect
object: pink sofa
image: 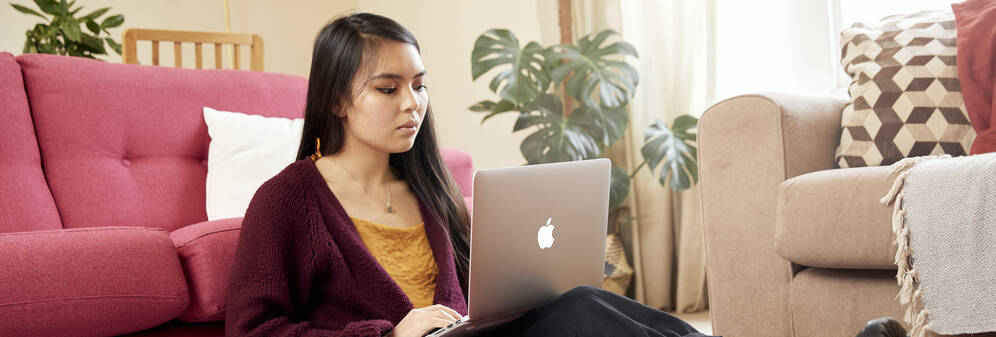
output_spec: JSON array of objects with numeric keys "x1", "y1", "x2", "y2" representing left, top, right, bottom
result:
[{"x1": 0, "y1": 52, "x2": 475, "y2": 337}]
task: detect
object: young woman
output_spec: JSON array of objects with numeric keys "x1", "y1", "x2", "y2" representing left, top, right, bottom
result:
[{"x1": 225, "y1": 12, "x2": 711, "y2": 337}]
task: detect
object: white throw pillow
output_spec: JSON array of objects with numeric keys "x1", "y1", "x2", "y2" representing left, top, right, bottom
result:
[{"x1": 203, "y1": 107, "x2": 304, "y2": 220}]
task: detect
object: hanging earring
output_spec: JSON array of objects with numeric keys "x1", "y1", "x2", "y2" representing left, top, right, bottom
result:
[{"x1": 311, "y1": 137, "x2": 322, "y2": 162}]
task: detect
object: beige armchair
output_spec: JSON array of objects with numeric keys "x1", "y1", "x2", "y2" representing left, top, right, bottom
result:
[{"x1": 698, "y1": 93, "x2": 906, "y2": 337}]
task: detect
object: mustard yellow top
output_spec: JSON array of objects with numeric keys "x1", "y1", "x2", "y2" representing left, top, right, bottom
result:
[{"x1": 351, "y1": 217, "x2": 438, "y2": 308}]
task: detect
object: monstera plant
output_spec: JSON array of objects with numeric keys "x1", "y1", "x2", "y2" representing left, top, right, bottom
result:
[
  {"x1": 10, "y1": 0, "x2": 124, "y2": 58},
  {"x1": 469, "y1": 28, "x2": 699, "y2": 212}
]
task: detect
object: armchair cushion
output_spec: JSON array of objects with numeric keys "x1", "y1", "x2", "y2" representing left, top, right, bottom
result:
[
  {"x1": 0, "y1": 227, "x2": 190, "y2": 336},
  {"x1": 774, "y1": 166, "x2": 896, "y2": 269}
]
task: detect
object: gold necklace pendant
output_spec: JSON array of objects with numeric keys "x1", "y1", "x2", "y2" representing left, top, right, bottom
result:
[{"x1": 339, "y1": 161, "x2": 393, "y2": 214}]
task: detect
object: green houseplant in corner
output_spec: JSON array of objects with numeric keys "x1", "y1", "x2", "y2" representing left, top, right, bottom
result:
[
  {"x1": 469, "y1": 28, "x2": 699, "y2": 214},
  {"x1": 10, "y1": 0, "x2": 124, "y2": 58}
]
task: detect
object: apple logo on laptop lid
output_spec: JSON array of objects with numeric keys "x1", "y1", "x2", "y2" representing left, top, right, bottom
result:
[{"x1": 537, "y1": 217, "x2": 555, "y2": 250}]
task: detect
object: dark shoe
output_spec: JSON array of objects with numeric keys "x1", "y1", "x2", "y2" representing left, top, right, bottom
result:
[{"x1": 855, "y1": 317, "x2": 908, "y2": 337}]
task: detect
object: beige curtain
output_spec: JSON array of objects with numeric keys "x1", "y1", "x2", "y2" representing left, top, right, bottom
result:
[
  {"x1": 537, "y1": 0, "x2": 715, "y2": 313},
  {"x1": 620, "y1": 0, "x2": 715, "y2": 313}
]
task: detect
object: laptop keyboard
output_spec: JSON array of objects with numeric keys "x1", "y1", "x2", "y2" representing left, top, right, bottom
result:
[{"x1": 424, "y1": 316, "x2": 469, "y2": 337}]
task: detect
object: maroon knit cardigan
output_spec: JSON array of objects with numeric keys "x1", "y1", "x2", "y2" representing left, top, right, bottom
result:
[{"x1": 225, "y1": 159, "x2": 468, "y2": 337}]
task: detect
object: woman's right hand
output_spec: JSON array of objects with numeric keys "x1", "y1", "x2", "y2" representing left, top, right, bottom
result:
[{"x1": 386, "y1": 304, "x2": 462, "y2": 337}]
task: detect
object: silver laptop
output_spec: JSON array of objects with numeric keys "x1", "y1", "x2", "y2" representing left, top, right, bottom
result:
[{"x1": 427, "y1": 158, "x2": 611, "y2": 337}]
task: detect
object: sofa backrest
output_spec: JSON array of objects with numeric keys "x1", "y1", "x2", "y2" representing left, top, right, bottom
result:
[
  {"x1": 17, "y1": 53, "x2": 308, "y2": 232},
  {"x1": 0, "y1": 52, "x2": 62, "y2": 233},
  {"x1": 14, "y1": 53, "x2": 474, "y2": 233}
]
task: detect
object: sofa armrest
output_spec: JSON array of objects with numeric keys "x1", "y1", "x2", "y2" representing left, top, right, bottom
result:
[
  {"x1": 698, "y1": 93, "x2": 846, "y2": 337},
  {"x1": 0, "y1": 227, "x2": 190, "y2": 336}
]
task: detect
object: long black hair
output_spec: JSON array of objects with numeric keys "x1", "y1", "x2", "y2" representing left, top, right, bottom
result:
[{"x1": 295, "y1": 12, "x2": 471, "y2": 295}]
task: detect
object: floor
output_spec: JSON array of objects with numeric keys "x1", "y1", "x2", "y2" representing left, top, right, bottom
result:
[{"x1": 670, "y1": 310, "x2": 712, "y2": 335}]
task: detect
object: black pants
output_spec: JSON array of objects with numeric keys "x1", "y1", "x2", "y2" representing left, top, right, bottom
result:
[{"x1": 479, "y1": 286, "x2": 715, "y2": 337}]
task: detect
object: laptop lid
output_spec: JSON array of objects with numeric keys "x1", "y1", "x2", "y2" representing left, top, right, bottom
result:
[{"x1": 466, "y1": 158, "x2": 610, "y2": 320}]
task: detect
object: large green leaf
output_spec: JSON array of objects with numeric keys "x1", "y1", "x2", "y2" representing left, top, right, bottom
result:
[
  {"x1": 563, "y1": 104, "x2": 628, "y2": 150},
  {"x1": 516, "y1": 94, "x2": 602, "y2": 164},
  {"x1": 471, "y1": 29, "x2": 550, "y2": 105},
  {"x1": 609, "y1": 164, "x2": 630, "y2": 210},
  {"x1": 548, "y1": 30, "x2": 638, "y2": 109},
  {"x1": 641, "y1": 115, "x2": 699, "y2": 191},
  {"x1": 592, "y1": 105, "x2": 628, "y2": 148},
  {"x1": 10, "y1": 3, "x2": 47, "y2": 19}
]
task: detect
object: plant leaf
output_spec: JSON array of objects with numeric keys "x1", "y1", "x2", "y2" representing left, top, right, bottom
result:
[
  {"x1": 59, "y1": 18, "x2": 81, "y2": 42},
  {"x1": 10, "y1": 3, "x2": 47, "y2": 19},
  {"x1": 468, "y1": 100, "x2": 497, "y2": 112},
  {"x1": 101, "y1": 14, "x2": 123, "y2": 28},
  {"x1": 468, "y1": 99, "x2": 517, "y2": 124},
  {"x1": 640, "y1": 115, "x2": 699, "y2": 191},
  {"x1": 671, "y1": 114, "x2": 698, "y2": 137},
  {"x1": 78, "y1": 33, "x2": 105, "y2": 54},
  {"x1": 81, "y1": 7, "x2": 109, "y2": 21},
  {"x1": 85, "y1": 19, "x2": 100, "y2": 34},
  {"x1": 32, "y1": 0, "x2": 59, "y2": 15},
  {"x1": 470, "y1": 29, "x2": 550, "y2": 105},
  {"x1": 548, "y1": 29, "x2": 639, "y2": 109},
  {"x1": 609, "y1": 164, "x2": 630, "y2": 210},
  {"x1": 104, "y1": 37, "x2": 121, "y2": 54},
  {"x1": 23, "y1": 33, "x2": 35, "y2": 53},
  {"x1": 517, "y1": 94, "x2": 602, "y2": 164},
  {"x1": 589, "y1": 105, "x2": 628, "y2": 148}
]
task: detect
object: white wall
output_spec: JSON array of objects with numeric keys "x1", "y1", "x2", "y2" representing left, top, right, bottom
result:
[{"x1": 1, "y1": 0, "x2": 540, "y2": 170}]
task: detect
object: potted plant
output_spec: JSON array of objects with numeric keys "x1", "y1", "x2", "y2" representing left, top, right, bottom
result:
[
  {"x1": 469, "y1": 28, "x2": 698, "y2": 213},
  {"x1": 469, "y1": 28, "x2": 699, "y2": 295},
  {"x1": 10, "y1": 0, "x2": 124, "y2": 58}
]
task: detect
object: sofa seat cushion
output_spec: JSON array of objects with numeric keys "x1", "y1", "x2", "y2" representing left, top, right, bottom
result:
[
  {"x1": 169, "y1": 217, "x2": 242, "y2": 322},
  {"x1": 0, "y1": 227, "x2": 190, "y2": 336},
  {"x1": 774, "y1": 166, "x2": 896, "y2": 269},
  {"x1": 789, "y1": 268, "x2": 906, "y2": 337},
  {"x1": 0, "y1": 52, "x2": 62, "y2": 233}
]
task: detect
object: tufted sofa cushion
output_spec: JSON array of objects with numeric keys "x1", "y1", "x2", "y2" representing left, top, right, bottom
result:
[
  {"x1": 0, "y1": 52, "x2": 62, "y2": 233},
  {"x1": 16, "y1": 53, "x2": 308, "y2": 232}
]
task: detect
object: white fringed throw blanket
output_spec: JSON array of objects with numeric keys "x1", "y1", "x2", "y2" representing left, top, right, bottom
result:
[{"x1": 881, "y1": 153, "x2": 996, "y2": 337}]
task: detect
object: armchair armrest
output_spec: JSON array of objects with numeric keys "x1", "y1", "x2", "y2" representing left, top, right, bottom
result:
[{"x1": 698, "y1": 93, "x2": 846, "y2": 337}]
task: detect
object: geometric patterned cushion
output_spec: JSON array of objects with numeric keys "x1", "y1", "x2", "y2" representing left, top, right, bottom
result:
[{"x1": 836, "y1": 11, "x2": 977, "y2": 167}]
